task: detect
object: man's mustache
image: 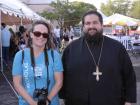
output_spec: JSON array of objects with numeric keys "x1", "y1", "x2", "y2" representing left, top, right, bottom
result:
[{"x1": 88, "y1": 28, "x2": 97, "y2": 31}]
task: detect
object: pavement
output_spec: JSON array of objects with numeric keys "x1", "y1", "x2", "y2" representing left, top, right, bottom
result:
[
  {"x1": 0, "y1": 52, "x2": 140, "y2": 105},
  {"x1": 137, "y1": 82, "x2": 140, "y2": 105},
  {"x1": 0, "y1": 70, "x2": 18, "y2": 105},
  {"x1": 130, "y1": 53, "x2": 140, "y2": 105}
]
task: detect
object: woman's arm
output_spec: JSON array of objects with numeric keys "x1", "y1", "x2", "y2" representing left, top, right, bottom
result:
[
  {"x1": 47, "y1": 72, "x2": 63, "y2": 101},
  {"x1": 13, "y1": 75, "x2": 37, "y2": 105}
]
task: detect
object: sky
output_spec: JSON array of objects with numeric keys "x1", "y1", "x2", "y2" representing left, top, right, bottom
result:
[{"x1": 69, "y1": 0, "x2": 109, "y2": 9}]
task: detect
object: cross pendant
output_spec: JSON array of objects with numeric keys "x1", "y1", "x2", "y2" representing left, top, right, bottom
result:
[{"x1": 93, "y1": 66, "x2": 102, "y2": 82}]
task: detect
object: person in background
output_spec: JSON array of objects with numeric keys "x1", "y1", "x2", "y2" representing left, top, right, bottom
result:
[
  {"x1": 69, "y1": 26, "x2": 74, "y2": 41},
  {"x1": 60, "y1": 27, "x2": 64, "y2": 40},
  {"x1": 1, "y1": 23, "x2": 11, "y2": 67},
  {"x1": 61, "y1": 10, "x2": 136, "y2": 105},
  {"x1": 59, "y1": 28, "x2": 70, "y2": 53},
  {"x1": 17, "y1": 26, "x2": 26, "y2": 38},
  {"x1": 9, "y1": 28, "x2": 19, "y2": 62},
  {"x1": 54, "y1": 26, "x2": 61, "y2": 48},
  {"x1": 17, "y1": 26, "x2": 27, "y2": 50},
  {"x1": 12, "y1": 20, "x2": 63, "y2": 105}
]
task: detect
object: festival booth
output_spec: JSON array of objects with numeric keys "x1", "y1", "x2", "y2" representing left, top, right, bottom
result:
[
  {"x1": 0, "y1": 0, "x2": 44, "y2": 72},
  {"x1": 103, "y1": 13, "x2": 139, "y2": 26},
  {"x1": 1, "y1": 12, "x2": 31, "y2": 25},
  {"x1": 0, "y1": 0, "x2": 43, "y2": 24},
  {"x1": 103, "y1": 13, "x2": 140, "y2": 35},
  {"x1": 103, "y1": 13, "x2": 140, "y2": 51}
]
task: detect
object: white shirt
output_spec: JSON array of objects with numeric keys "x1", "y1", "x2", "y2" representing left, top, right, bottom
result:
[
  {"x1": 54, "y1": 28, "x2": 60, "y2": 38},
  {"x1": 1, "y1": 27, "x2": 11, "y2": 47},
  {"x1": 70, "y1": 28, "x2": 74, "y2": 37}
]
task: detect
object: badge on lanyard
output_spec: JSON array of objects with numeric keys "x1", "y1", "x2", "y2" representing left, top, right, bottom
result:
[{"x1": 34, "y1": 66, "x2": 43, "y2": 77}]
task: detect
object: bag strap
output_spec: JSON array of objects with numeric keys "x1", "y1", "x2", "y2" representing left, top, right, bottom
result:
[
  {"x1": 51, "y1": 50, "x2": 54, "y2": 62},
  {"x1": 22, "y1": 50, "x2": 24, "y2": 64},
  {"x1": 22, "y1": 49, "x2": 54, "y2": 64}
]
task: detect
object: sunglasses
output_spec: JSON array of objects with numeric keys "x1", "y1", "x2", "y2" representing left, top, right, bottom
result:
[{"x1": 33, "y1": 31, "x2": 49, "y2": 38}]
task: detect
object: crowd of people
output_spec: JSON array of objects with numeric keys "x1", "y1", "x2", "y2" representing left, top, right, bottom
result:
[
  {"x1": 1, "y1": 23, "x2": 29, "y2": 68},
  {"x1": 1, "y1": 10, "x2": 137, "y2": 105},
  {"x1": 53, "y1": 25, "x2": 75, "y2": 52},
  {"x1": 1, "y1": 22, "x2": 75, "y2": 68}
]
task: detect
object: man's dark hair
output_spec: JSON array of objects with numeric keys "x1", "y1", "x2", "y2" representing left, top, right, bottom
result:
[
  {"x1": 1, "y1": 23, "x2": 6, "y2": 28},
  {"x1": 82, "y1": 10, "x2": 103, "y2": 25},
  {"x1": 19, "y1": 26, "x2": 25, "y2": 34}
]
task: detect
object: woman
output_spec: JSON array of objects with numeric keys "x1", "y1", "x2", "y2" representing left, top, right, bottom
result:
[{"x1": 12, "y1": 20, "x2": 63, "y2": 105}]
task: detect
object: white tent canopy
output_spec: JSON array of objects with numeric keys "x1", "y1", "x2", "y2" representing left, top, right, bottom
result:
[
  {"x1": 103, "y1": 13, "x2": 140, "y2": 26},
  {"x1": 0, "y1": 0, "x2": 43, "y2": 20},
  {"x1": 0, "y1": 3, "x2": 23, "y2": 17}
]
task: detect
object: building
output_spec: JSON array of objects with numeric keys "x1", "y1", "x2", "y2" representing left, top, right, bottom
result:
[
  {"x1": 20, "y1": 0, "x2": 58, "y2": 27},
  {"x1": 20, "y1": 0, "x2": 55, "y2": 13}
]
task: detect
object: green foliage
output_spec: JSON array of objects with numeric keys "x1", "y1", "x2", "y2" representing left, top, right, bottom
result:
[
  {"x1": 101, "y1": 0, "x2": 114, "y2": 16},
  {"x1": 129, "y1": 1, "x2": 140, "y2": 19},
  {"x1": 41, "y1": 12, "x2": 58, "y2": 20},
  {"x1": 101, "y1": 0, "x2": 140, "y2": 19},
  {"x1": 40, "y1": 0, "x2": 96, "y2": 27},
  {"x1": 101, "y1": 0, "x2": 131, "y2": 16}
]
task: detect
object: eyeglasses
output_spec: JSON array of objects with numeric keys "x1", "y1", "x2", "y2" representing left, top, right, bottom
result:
[{"x1": 33, "y1": 31, "x2": 49, "y2": 38}]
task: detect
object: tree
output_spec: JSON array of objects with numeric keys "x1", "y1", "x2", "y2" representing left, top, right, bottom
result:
[
  {"x1": 129, "y1": 0, "x2": 140, "y2": 19},
  {"x1": 41, "y1": 12, "x2": 58, "y2": 21},
  {"x1": 40, "y1": 0, "x2": 96, "y2": 27},
  {"x1": 100, "y1": 0, "x2": 114, "y2": 16},
  {"x1": 101, "y1": 0, "x2": 131, "y2": 16},
  {"x1": 69, "y1": 1, "x2": 96, "y2": 25}
]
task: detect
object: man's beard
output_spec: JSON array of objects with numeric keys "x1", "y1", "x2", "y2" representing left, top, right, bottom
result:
[{"x1": 84, "y1": 28, "x2": 103, "y2": 45}]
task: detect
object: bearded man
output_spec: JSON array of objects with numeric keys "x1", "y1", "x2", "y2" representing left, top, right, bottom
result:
[{"x1": 61, "y1": 10, "x2": 136, "y2": 105}]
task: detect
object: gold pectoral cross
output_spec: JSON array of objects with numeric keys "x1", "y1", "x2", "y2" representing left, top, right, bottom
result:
[{"x1": 93, "y1": 66, "x2": 102, "y2": 82}]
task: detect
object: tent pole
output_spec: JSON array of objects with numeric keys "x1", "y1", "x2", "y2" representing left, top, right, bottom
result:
[
  {"x1": 0, "y1": 10, "x2": 4, "y2": 72},
  {"x1": 21, "y1": 17, "x2": 23, "y2": 25},
  {"x1": 112, "y1": 24, "x2": 114, "y2": 35}
]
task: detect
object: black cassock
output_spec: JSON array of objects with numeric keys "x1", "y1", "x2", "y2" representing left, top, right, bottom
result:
[{"x1": 61, "y1": 36, "x2": 136, "y2": 105}]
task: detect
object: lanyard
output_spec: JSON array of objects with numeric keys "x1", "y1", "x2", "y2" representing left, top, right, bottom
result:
[{"x1": 30, "y1": 47, "x2": 50, "y2": 89}]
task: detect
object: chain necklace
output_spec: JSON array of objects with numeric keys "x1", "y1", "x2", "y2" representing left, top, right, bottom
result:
[{"x1": 85, "y1": 36, "x2": 104, "y2": 82}]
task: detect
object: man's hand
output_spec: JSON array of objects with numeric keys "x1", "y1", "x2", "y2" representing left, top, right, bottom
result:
[
  {"x1": 125, "y1": 102, "x2": 132, "y2": 105},
  {"x1": 30, "y1": 100, "x2": 37, "y2": 105},
  {"x1": 46, "y1": 101, "x2": 49, "y2": 105}
]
